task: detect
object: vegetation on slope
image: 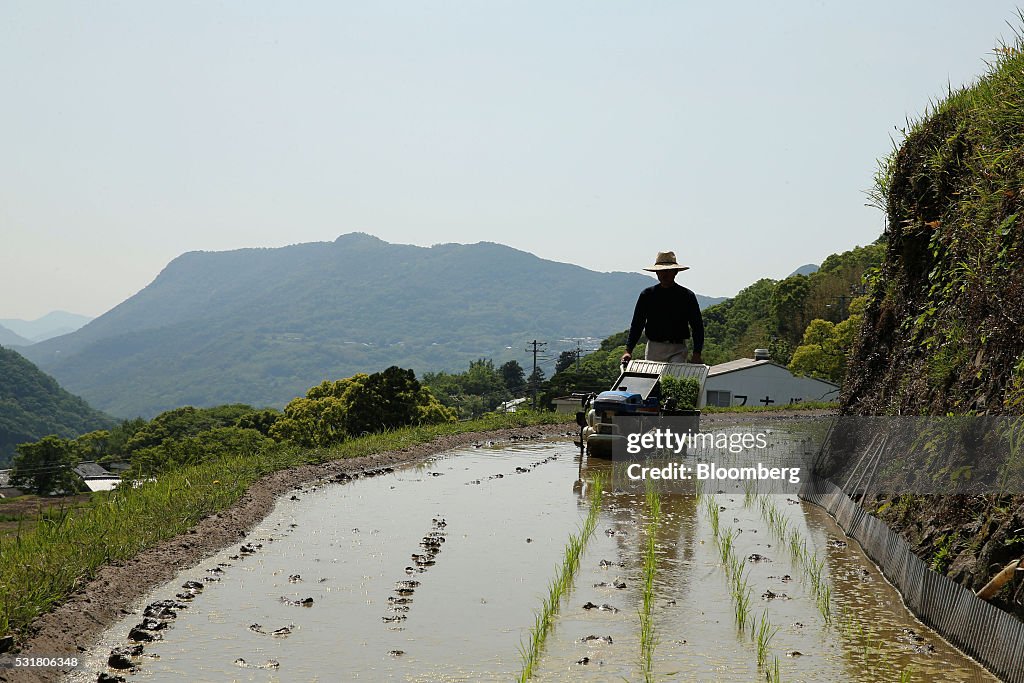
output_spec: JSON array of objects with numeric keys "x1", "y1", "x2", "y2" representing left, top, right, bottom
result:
[
  {"x1": 841, "y1": 27, "x2": 1024, "y2": 617},
  {"x1": 0, "y1": 347, "x2": 114, "y2": 467}
]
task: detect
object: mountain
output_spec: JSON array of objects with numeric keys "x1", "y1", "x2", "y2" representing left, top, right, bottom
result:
[
  {"x1": 22, "y1": 234, "x2": 722, "y2": 418},
  {"x1": 0, "y1": 324, "x2": 32, "y2": 347},
  {"x1": 788, "y1": 264, "x2": 819, "y2": 277},
  {"x1": 0, "y1": 346, "x2": 116, "y2": 466},
  {"x1": 0, "y1": 311, "x2": 93, "y2": 343}
]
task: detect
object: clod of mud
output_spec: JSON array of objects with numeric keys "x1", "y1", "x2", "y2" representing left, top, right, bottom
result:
[
  {"x1": 787, "y1": 651, "x2": 804, "y2": 657},
  {"x1": 134, "y1": 618, "x2": 168, "y2": 632},
  {"x1": 97, "y1": 673, "x2": 127, "y2": 683},
  {"x1": 396, "y1": 580, "x2": 420, "y2": 589},
  {"x1": 827, "y1": 538, "x2": 848, "y2": 549},
  {"x1": 107, "y1": 644, "x2": 142, "y2": 669},
  {"x1": 272, "y1": 626, "x2": 293, "y2": 637},
  {"x1": 748, "y1": 553, "x2": 771, "y2": 563},
  {"x1": 388, "y1": 597, "x2": 413, "y2": 605},
  {"x1": 181, "y1": 580, "x2": 204, "y2": 592},
  {"x1": 897, "y1": 627, "x2": 934, "y2": 653},
  {"x1": 394, "y1": 588, "x2": 415, "y2": 596},
  {"x1": 388, "y1": 650, "x2": 405, "y2": 657},
  {"x1": 288, "y1": 574, "x2": 302, "y2": 583},
  {"x1": 142, "y1": 603, "x2": 180, "y2": 620},
  {"x1": 279, "y1": 597, "x2": 314, "y2": 607},
  {"x1": 582, "y1": 602, "x2": 619, "y2": 613},
  {"x1": 761, "y1": 589, "x2": 790, "y2": 601},
  {"x1": 382, "y1": 615, "x2": 406, "y2": 623},
  {"x1": 580, "y1": 635, "x2": 614, "y2": 645},
  {"x1": 234, "y1": 658, "x2": 280, "y2": 669},
  {"x1": 127, "y1": 627, "x2": 159, "y2": 643},
  {"x1": 577, "y1": 656, "x2": 590, "y2": 665}
]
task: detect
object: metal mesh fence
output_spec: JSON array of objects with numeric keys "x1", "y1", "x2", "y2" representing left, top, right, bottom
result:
[{"x1": 801, "y1": 476, "x2": 1024, "y2": 682}]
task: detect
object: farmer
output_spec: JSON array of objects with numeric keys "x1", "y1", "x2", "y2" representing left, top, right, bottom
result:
[{"x1": 620, "y1": 251, "x2": 705, "y2": 365}]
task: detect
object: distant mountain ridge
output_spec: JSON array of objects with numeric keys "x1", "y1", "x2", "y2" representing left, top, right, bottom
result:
[
  {"x1": 23, "y1": 234, "x2": 723, "y2": 418},
  {"x1": 788, "y1": 264, "x2": 819, "y2": 277},
  {"x1": 0, "y1": 311, "x2": 93, "y2": 343},
  {"x1": 0, "y1": 346, "x2": 115, "y2": 466},
  {"x1": 0, "y1": 325, "x2": 32, "y2": 347}
]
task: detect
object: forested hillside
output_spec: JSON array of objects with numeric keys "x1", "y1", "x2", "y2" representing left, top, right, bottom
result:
[
  {"x1": 0, "y1": 346, "x2": 115, "y2": 466},
  {"x1": 21, "y1": 234, "x2": 723, "y2": 418}
]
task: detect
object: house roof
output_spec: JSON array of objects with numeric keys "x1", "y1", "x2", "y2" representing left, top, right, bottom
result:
[
  {"x1": 707, "y1": 358, "x2": 840, "y2": 388},
  {"x1": 708, "y1": 358, "x2": 775, "y2": 377},
  {"x1": 73, "y1": 462, "x2": 113, "y2": 479}
]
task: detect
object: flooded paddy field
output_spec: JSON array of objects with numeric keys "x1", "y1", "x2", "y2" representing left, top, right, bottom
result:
[{"x1": 72, "y1": 435, "x2": 998, "y2": 682}]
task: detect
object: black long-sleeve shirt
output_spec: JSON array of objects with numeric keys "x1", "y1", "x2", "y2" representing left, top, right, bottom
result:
[{"x1": 626, "y1": 283, "x2": 704, "y2": 353}]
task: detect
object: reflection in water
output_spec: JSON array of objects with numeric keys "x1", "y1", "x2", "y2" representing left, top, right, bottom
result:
[{"x1": 71, "y1": 437, "x2": 997, "y2": 682}]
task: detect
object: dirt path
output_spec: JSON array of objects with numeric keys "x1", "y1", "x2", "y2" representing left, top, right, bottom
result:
[{"x1": 4, "y1": 423, "x2": 574, "y2": 683}]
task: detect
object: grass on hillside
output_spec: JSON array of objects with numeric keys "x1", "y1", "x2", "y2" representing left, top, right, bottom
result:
[{"x1": 0, "y1": 410, "x2": 568, "y2": 643}]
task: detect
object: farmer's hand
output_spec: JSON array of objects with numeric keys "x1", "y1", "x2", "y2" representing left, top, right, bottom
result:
[
  {"x1": 620, "y1": 351, "x2": 632, "y2": 365},
  {"x1": 690, "y1": 352, "x2": 703, "y2": 364}
]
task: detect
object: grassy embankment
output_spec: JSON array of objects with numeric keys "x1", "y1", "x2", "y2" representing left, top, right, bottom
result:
[{"x1": 0, "y1": 411, "x2": 568, "y2": 643}]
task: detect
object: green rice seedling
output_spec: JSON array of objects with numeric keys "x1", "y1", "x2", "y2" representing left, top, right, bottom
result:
[
  {"x1": 765, "y1": 656, "x2": 782, "y2": 683},
  {"x1": 752, "y1": 610, "x2": 778, "y2": 669},
  {"x1": 718, "y1": 528, "x2": 734, "y2": 565},
  {"x1": 639, "y1": 482, "x2": 662, "y2": 681},
  {"x1": 517, "y1": 473, "x2": 604, "y2": 681}
]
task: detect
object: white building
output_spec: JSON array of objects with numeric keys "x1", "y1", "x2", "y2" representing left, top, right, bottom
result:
[{"x1": 704, "y1": 356, "x2": 839, "y2": 408}]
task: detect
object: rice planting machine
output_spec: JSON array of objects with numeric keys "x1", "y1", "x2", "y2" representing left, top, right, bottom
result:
[{"x1": 574, "y1": 360, "x2": 709, "y2": 458}]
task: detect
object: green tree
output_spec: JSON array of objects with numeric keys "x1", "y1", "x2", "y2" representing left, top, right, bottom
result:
[
  {"x1": 125, "y1": 405, "x2": 259, "y2": 454},
  {"x1": 126, "y1": 426, "x2": 274, "y2": 477},
  {"x1": 787, "y1": 298, "x2": 866, "y2": 384},
  {"x1": 771, "y1": 275, "x2": 811, "y2": 345},
  {"x1": 271, "y1": 367, "x2": 455, "y2": 446},
  {"x1": 555, "y1": 350, "x2": 578, "y2": 374},
  {"x1": 10, "y1": 435, "x2": 84, "y2": 496},
  {"x1": 500, "y1": 360, "x2": 527, "y2": 396}
]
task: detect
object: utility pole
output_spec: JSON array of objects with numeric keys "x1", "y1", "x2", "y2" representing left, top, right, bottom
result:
[
  {"x1": 525, "y1": 339, "x2": 547, "y2": 408},
  {"x1": 558, "y1": 337, "x2": 598, "y2": 372}
]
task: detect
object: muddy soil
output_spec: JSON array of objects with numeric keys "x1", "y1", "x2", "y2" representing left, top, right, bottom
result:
[{"x1": 3, "y1": 423, "x2": 575, "y2": 683}]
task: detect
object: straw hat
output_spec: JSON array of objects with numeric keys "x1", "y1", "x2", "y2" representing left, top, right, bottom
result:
[{"x1": 642, "y1": 251, "x2": 690, "y2": 272}]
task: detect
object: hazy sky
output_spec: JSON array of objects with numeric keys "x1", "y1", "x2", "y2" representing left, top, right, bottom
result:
[{"x1": 2, "y1": 2, "x2": 1021, "y2": 319}]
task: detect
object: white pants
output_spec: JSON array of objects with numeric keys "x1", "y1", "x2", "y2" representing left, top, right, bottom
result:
[{"x1": 645, "y1": 340, "x2": 689, "y2": 363}]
